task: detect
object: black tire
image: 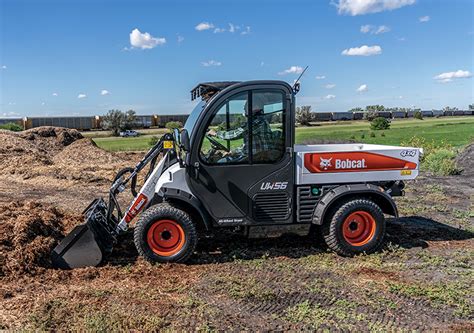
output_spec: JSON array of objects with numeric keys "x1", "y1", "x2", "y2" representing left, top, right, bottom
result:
[
  {"x1": 134, "y1": 203, "x2": 197, "y2": 263},
  {"x1": 322, "y1": 198, "x2": 385, "y2": 256}
]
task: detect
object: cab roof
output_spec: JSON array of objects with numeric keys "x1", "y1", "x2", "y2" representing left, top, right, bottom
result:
[
  {"x1": 191, "y1": 82, "x2": 240, "y2": 101},
  {"x1": 191, "y1": 80, "x2": 295, "y2": 102}
]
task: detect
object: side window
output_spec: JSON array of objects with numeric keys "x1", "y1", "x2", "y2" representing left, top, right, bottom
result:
[
  {"x1": 251, "y1": 90, "x2": 285, "y2": 163},
  {"x1": 200, "y1": 92, "x2": 249, "y2": 164}
]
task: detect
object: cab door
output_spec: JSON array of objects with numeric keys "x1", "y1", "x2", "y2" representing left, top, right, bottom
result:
[{"x1": 186, "y1": 83, "x2": 295, "y2": 226}]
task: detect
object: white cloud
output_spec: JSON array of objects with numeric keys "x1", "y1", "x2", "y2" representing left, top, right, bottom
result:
[
  {"x1": 325, "y1": 94, "x2": 336, "y2": 99},
  {"x1": 278, "y1": 66, "x2": 304, "y2": 75},
  {"x1": 52, "y1": 92, "x2": 58, "y2": 96},
  {"x1": 78, "y1": 94, "x2": 87, "y2": 99},
  {"x1": 177, "y1": 35, "x2": 184, "y2": 43},
  {"x1": 201, "y1": 60, "x2": 222, "y2": 67},
  {"x1": 315, "y1": 75, "x2": 326, "y2": 80},
  {"x1": 336, "y1": 0, "x2": 416, "y2": 16},
  {"x1": 196, "y1": 22, "x2": 248, "y2": 35},
  {"x1": 1, "y1": 65, "x2": 6, "y2": 69},
  {"x1": 357, "y1": 84, "x2": 369, "y2": 92},
  {"x1": 41, "y1": 102, "x2": 46, "y2": 106},
  {"x1": 241, "y1": 26, "x2": 251, "y2": 35},
  {"x1": 360, "y1": 25, "x2": 390, "y2": 34},
  {"x1": 398, "y1": 37, "x2": 406, "y2": 41},
  {"x1": 419, "y1": 15, "x2": 430, "y2": 22},
  {"x1": 325, "y1": 84, "x2": 336, "y2": 89},
  {"x1": 342, "y1": 45, "x2": 382, "y2": 56},
  {"x1": 101, "y1": 89, "x2": 110, "y2": 96},
  {"x1": 434, "y1": 70, "x2": 472, "y2": 83},
  {"x1": 360, "y1": 25, "x2": 372, "y2": 33},
  {"x1": 376, "y1": 25, "x2": 390, "y2": 34},
  {"x1": 2, "y1": 111, "x2": 19, "y2": 116},
  {"x1": 129, "y1": 28, "x2": 166, "y2": 50},
  {"x1": 8, "y1": 102, "x2": 16, "y2": 106},
  {"x1": 195, "y1": 22, "x2": 214, "y2": 31}
]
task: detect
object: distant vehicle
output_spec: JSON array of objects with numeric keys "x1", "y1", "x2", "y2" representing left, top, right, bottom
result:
[{"x1": 119, "y1": 130, "x2": 139, "y2": 137}]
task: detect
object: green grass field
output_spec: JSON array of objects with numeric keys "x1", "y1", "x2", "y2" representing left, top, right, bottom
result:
[{"x1": 91, "y1": 117, "x2": 474, "y2": 151}]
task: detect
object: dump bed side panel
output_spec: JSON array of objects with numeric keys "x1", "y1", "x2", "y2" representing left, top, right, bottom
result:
[{"x1": 295, "y1": 144, "x2": 421, "y2": 185}]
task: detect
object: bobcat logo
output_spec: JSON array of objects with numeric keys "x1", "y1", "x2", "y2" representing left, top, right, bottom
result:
[{"x1": 319, "y1": 157, "x2": 332, "y2": 170}]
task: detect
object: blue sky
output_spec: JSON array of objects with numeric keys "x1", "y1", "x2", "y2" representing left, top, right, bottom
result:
[{"x1": 1, "y1": 0, "x2": 473, "y2": 117}]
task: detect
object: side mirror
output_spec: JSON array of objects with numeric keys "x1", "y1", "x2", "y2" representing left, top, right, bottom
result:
[
  {"x1": 173, "y1": 128, "x2": 181, "y2": 146},
  {"x1": 180, "y1": 129, "x2": 190, "y2": 152}
]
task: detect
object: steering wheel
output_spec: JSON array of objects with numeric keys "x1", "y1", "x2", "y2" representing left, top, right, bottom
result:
[{"x1": 206, "y1": 135, "x2": 230, "y2": 152}]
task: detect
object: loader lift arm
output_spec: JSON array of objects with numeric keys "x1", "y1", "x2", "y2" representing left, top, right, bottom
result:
[
  {"x1": 51, "y1": 132, "x2": 176, "y2": 269},
  {"x1": 108, "y1": 132, "x2": 174, "y2": 229}
]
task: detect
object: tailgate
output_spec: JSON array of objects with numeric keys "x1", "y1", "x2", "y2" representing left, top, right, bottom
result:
[{"x1": 294, "y1": 144, "x2": 422, "y2": 185}]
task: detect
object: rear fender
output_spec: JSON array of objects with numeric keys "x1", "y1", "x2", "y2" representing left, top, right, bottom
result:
[{"x1": 312, "y1": 184, "x2": 398, "y2": 225}]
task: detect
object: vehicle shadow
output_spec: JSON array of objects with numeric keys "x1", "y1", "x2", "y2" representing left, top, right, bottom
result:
[
  {"x1": 106, "y1": 216, "x2": 473, "y2": 266},
  {"x1": 385, "y1": 216, "x2": 474, "y2": 249}
]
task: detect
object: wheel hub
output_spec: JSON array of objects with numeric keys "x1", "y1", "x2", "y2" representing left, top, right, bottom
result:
[
  {"x1": 147, "y1": 219, "x2": 185, "y2": 256},
  {"x1": 161, "y1": 230, "x2": 172, "y2": 240},
  {"x1": 342, "y1": 211, "x2": 376, "y2": 246}
]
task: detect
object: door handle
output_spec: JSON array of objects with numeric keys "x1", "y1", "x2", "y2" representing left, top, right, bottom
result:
[{"x1": 193, "y1": 162, "x2": 200, "y2": 179}]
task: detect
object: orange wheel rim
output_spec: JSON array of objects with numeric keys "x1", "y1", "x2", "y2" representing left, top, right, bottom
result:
[
  {"x1": 342, "y1": 211, "x2": 376, "y2": 246},
  {"x1": 147, "y1": 219, "x2": 185, "y2": 256}
]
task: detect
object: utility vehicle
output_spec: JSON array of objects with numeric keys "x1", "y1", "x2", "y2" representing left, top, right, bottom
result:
[
  {"x1": 120, "y1": 130, "x2": 139, "y2": 137},
  {"x1": 52, "y1": 80, "x2": 421, "y2": 268}
]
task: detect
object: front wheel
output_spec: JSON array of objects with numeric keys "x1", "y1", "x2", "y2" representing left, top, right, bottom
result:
[
  {"x1": 134, "y1": 203, "x2": 197, "y2": 263},
  {"x1": 322, "y1": 198, "x2": 385, "y2": 256}
]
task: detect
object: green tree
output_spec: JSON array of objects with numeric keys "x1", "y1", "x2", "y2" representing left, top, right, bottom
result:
[
  {"x1": 165, "y1": 121, "x2": 183, "y2": 130},
  {"x1": 365, "y1": 105, "x2": 385, "y2": 112},
  {"x1": 349, "y1": 107, "x2": 363, "y2": 113},
  {"x1": 363, "y1": 105, "x2": 385, "y2": 121},
  {"x1": 363, "y1": 110, "x2": 378, "y2": 121},
  {"x1": 296, "y1": 105, "x2": 313, "y2": 126},
  {"x1": 0, "y1": 122, "x2": 22, "y2": 131},
  {"x1": 443, "y1": 106, "x2": 458, "y2": 111},
  {"x1": 469, "y1": 104, "x2": 474, "y2": 110},
  {"x1": 102, "y1": 109, "x2": 137, "y2": 136},
  {"x1": 414, "y1": 110, "x2": 423, "y2": 120},
  {"x1": 124, "y1": 110, "x2": 136, "y2": 129},
  {"x1": 370, "y1": 117, "x2": 391, "y2": 130}
]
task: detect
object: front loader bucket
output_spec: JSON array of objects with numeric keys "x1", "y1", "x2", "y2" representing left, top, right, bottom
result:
[{"x1": 51, "y1": 198, "x2": 116, "y2": 269}]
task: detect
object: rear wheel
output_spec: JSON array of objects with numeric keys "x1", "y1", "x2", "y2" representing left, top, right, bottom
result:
[
  {"x1": 322, "y1": 198, "x2": 385, "y2": 256},
  {"x1": 134, "y1": 203, "x2": 197, "y2": 263}
]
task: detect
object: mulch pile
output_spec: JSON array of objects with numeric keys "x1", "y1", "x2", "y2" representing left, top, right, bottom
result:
[
  {"x1": 0, "y1": 127, "x2": 143, "y2": 277},
  {"x1": 0, "y1": 126, "x2": 133, "y2": 183},
  {"x1": 0, "y1": 127, "x2": 83, "y2": 173},
  {"x1": 0, "y1": 201, "x2": 81, "y2": 277}
]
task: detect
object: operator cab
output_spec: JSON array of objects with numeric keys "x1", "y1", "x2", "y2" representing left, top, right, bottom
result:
[{"x1": 182, "y1": 81, "x2": 296, "y2": 226}]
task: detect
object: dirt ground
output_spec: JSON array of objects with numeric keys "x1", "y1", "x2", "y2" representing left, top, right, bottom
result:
[{"x1": 0, "y1": 127, "x2": 472, "y2": 331}]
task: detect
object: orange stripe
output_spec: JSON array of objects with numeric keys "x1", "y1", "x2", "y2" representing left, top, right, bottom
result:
[
  {"x1": 125, "y1": 193, "x2": 148, "y2": 223},
  {"x1": 304, "y1": 151, "x2": 417, "y2": 173}
]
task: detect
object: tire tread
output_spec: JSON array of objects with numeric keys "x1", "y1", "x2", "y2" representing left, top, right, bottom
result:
[
  {"x1": 322, "y1": 198, "x2": 385, "y2": 256},
  {"x1": 133, "y1": 203, "x2": 197, "y2": 263}
]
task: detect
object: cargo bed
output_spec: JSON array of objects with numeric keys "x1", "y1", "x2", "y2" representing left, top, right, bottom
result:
[{"x1": 294, "y1": 143, "x2": 422, "y2": 185}]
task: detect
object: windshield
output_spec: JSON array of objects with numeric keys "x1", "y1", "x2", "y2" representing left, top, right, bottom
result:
[{"x1": 184, "y1": 100, "x2": 205, "y2": 138}]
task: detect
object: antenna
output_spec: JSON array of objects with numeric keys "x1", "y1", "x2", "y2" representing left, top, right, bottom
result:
[{"x1": 292, "y1": 66, "x2": 308, "y2": 94}]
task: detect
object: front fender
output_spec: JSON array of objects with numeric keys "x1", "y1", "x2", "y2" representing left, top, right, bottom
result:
[{"x1": 159, "y1": 187, "x2": 212, "y2": 230}]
